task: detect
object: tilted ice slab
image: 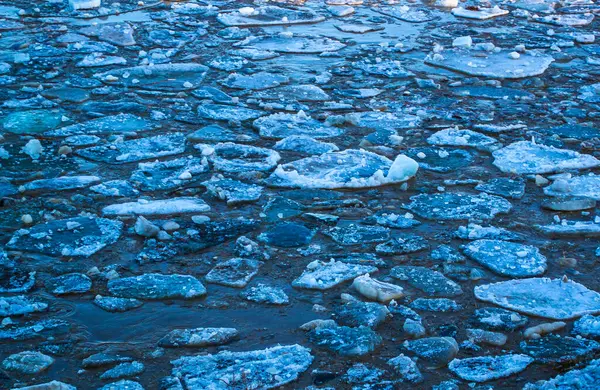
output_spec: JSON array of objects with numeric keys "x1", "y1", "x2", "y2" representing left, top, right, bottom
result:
[
  {"x1": 492, "y1": 141, "x2": 600, "y2": 174},
  {"x1": 198, "y1": 142, "x2": 280, "y2": 173},
  {"x1": 108, "y1": 274, "x2": 206, "y2": 299},
  {"x1": 524, "y1": 358, "x2": 600, "y2": 389},
  {"x1": 425, "y1": 49, "x2": 554, "y2": 79},
  {"x1": 0, "y1": 296, "x2": 47, "y2": 317},
  {"x1": 404, "y1": 192, "x2": 512, "y2": 221},
  {"x1": 220, "y1": 72, "x2": 289, "y2": 90},
  {"x1": 95, "y1": 63, "x2": 209, "y2": 91},
  {"x1": 266, "y1": 150, "x2": 419, "y2": 189},
  {"x1": 427, "y1": 128, "x2": 500, "y2": 151},
  {"x1": 159, "y1": 327, "x2": 238, "y2": 348},
  {"x1": 218, "y1": 6, "x2": 325, "y2": 27},
  {"x1": 475, "y1": 278, "x2": 600, "y2": 320},
  {"x1": 535, "y1": 221, "x2": 600, "y2": 237},
  {"x1": 449, "y1": 354, "x2": 533, "y2": 382},
  {"x1": 293, "y1": 260, "x2": 378, "y2": 290},
  {"x1": 102, "y1": 198, "x2": 210, "y2": 216},
  {"x1": 451, "y1": 6, "x2": 509, "y2": 20},
  {"x1": 7, "y1": 217, "x2": 122, "y2": 257},
  {"x1": 170, "y1": 344, "x2": 312, "y2": 389},
  {"x1": 543, "y1": 174, "x2": 600, "y2": 200},
  {"x1": 254, "y1": 112, "x2": 342, "y2": 139},
  {"x1": 21, "y1": 176, "x2": 100, "y2": 192},
  {"x1": 236, "y1": 34, "x2": 345, "y2": 54},
  {"x1": 76, "y1": 133, "x2": 186, "y2": 164},
  {"x1": 463, "y1": 239, "x2": 547, "y2": 277},
  {"x1": 46, "y1": 114, "x2": 154, "y2": 137}
]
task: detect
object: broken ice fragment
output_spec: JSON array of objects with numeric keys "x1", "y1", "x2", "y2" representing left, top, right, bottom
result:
[
  {"x1": 463, "y1": 240, "x2": 547, "y2": 277},
  {"x1": 108, "y1": 274, "x2": 206, "y2": 299},
  {"x1": 102, "y1": 198, "x2": 210, "y2": 216}
]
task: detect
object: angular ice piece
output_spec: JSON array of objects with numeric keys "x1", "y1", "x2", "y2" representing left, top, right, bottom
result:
[
  {"x1": 130, "y1": 157, "x2": 207, "y2": 191},
  {"x1": 376, "y1": 235, "x2": 429, "y2": 255},
  {"x1": 470, "y1": 307, "x2": 528, "y2": 331},
  {"x1": 332, "y1": 111, "x2": 421, "y2": 130},
  {"x1": 187, "y1": 124, "x2": 256, "y2": 143},
  {"x1": 200, "y1": 142, "x2": 280, "y2": 173},
  {"x1": 202, "y1": 178, "x2": 263, "y2": 205},
  {"x1": 7, "y1": 217, "x2": 122, "y2": 257},
  {"x1": 21, "y1": 176, "x2": 99, "y2": 193},
  {"x1": 275, "y1": 136, "x2": 339, "y2": 155},
  {"x1": 535, "y1": 221, "x2": 600, "y2": 237},
  {"x1": 48, "y1": 273, "x2": 92, "y2": 295},
  {"x1": 309, "y1": 324, "x2": 381, "y2": 356},
  {"x1": 404, "y1": 192, "x2": 512, "y2": 221},
  {"x1": 475, "y1": 278, "x2": 600, "y2": 320},
  {"x1": 218, "y1": 6, "x2": 325, "y2": 27},
  {"x1": 0, "y1": 296, "x2": 47, "y2": 317},
  {"x1": 254, "y1": 84, "x2": 330, "y2": 102},
  {"x1": 267, "y1": 150, "x2": 418, "y2": 189},
  {"x1": 425, "y1": 49, "x2": 554, "y2": 79},
  {"x1": 410, "y1": 298, "x2": 462, "y2": 312},
  {"x1": 90, "y1": 180, "x2": 139, "y2": 197},
  {"x1": 353, "y1": 59, "x2": 414, "y2": 78},
  {"x1": 80, "y1": 23, "x2": 135, "y2": 46},
  {"x1": 2, "y1": 110, "x2": 65, "y2": 135},
  {"x1": 475, "y1": 178, "x2": 525, "y2": 199},
  {"x1": 427, "y1": 128, "x2": 499, "y2": 151},
  {"x1": 237, "y1": 34, "x2": 345, "y2": 54},
  {"x1": 197, "y1": 104, "x2": 265, "y2": 121},
  {"x1": 377, "y1": 6, "x2": 437, "y2": 23},
  {"x1": 404, "y1": 337, "x2": 459, "y2": 369},
  {"x1": 46, "y1": 114, "x2": 154, "y2": 137},
  {"x1": 455, "y1": 224, "x2": 520, "y2": 241},
  {"x1": 258, "y1": 222, "x2": 314, "y2": 247},
  {"x1": 387, "y1": 355, "x2": 423, "y2": 383},
  {"x1": 241, "y1": 284, "x2": 289, "y2": 305},
  {"x1": 171, "y1": 344, "x2": 312, "y2": 389},
  {"x1": 543, "y1": 174, "x2": 600, "y2": 200},
  {"x1": 254, "y1": 112, "x2": 342, "y2": 139},
  {"x1": 391, "y1": 266, "x2": 463, "y2": 297},
  {"x1": 324, "y1": 224, "x2": 390, "y2": 245},
  {"x1": 463, "y1": 239, "x2": 547, "y2": 277},
  {"x1": 205, "y1": 258, "x2": 263, "y2": 288},
  {"x1": 523, "y1": 358, "x2": 600, "y2": 390},
  {"x1": 492, "y1": 141, "x2": 600, "y2": 174},
  {"x1": 77, "y1": 133, "x2": 186, "y2": 164},
  {"x1": 95, "y1": 63, "x2": 208, "y2": 91},
  {"x1": 573, "y1": 315, "x2": 600, "y2": 339},
  {"x1": 108, "y1": 274, "x2": 206, "y2": 299},
  {"x1": 159, "y1": 327, "x2": 238, "y2": 347},
  {"x1": 293, "y1": 260, "x2": 377, "y2": 290},
  {"x1": 100, "y1": 361, "x2": 144, "y2": 380},
  {"x1": 2, "y1": 351, "x2": 54, "y2": 374},
  {"x1": 334, "y1": 301, "x2": 390, "y2": 328},
  {"x1": 451, "y1": 85, "x2": 534, "y2": 100},
  {"x1": 352, "y1": 274, "x2": 404, "y2": 303},
  {"x1": 93, "y1": 295, "x2": 143, "y2": 312},
  {"x1": 335, "y1": 23, "x2": 384, "y2": 33},
  {"x1": 520, "y1": 335, "x2": 600, "y2": 364},
  {"x1": 448, "y1": 354, "x2": 533, "y2": 382},
  {"x1": 407, "y1": 147, "x2": 474, "y2": 173},
  {"x1": 220, "y1": 71, "x2": 289, "y2": 90},
  {"x1": 102, "y1": 198, "x2": 210, "y2": 216},
  {"x1": 100, "y1": 381, "x2": 142, "y2": 390},
  {"x1": 535, "y1": 13, "x2": 594, "y2": 26},
  {"x1": 451, "y1": 6, "x2": 509, "y2": 19}
]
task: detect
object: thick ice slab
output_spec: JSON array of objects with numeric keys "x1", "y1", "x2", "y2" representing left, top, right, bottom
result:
[
  {"x1": 159, "y1": 327, "x2": 238, "y2": 348},
  {"x1": 449, "y1": 354, "x2": 533, "y2": 382},
  {"x1": 254, "y1": 112, "x2": 342, "y2": 139},
  {"x1": 170, "y1": 344, "x2": 312, "y2": 389},
  {"x1": 237, "y1": 34, "x2": 345, "y2": 54},
  {"x1": 7, "y1": 217, "x2": 122, "y2": 257},
  {"x1": 543, "y1": 174, "x2": 600, "y2": 200},
  {"x1": 425, "y1": 49, "x2": 554, "y2": 79},
  {"x1": 524, "y1": 358, "x2": 600, "y2": 389},
  {"x1": 293, "y1": 260, "x2": 377, "y2": 290},
  {"x1": 266, "y1": 150, "x2": 418, "y2": 189},
  {"x1": 108, "y1": 274, "x2": 206, "y2": 299},
  {"x1": 103, "y1": 198, "x2": 209, "y2": 216},
  {"x1": 475, "y1": 278, "x2": 600, "y2": 320},
  {"x1": 46, "y1": 114, "x2": 154, "y2": 137},
  {"x1": 463, "y1": 239, "x2": 547, "y2": 277},
  {"x1": 404, "y1": 192, "x2": 512, "y2": 221},
  {"x1": 493, "y1": 141, "x2": 600, "y2": 174},
  {"x1": 77, "y1": 133, "x2": 186, "y2": 164}
]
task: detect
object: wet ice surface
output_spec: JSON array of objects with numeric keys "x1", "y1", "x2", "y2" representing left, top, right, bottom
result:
[{"x1": 0, "y1": 0, "x2": 600, "y2": 389}]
